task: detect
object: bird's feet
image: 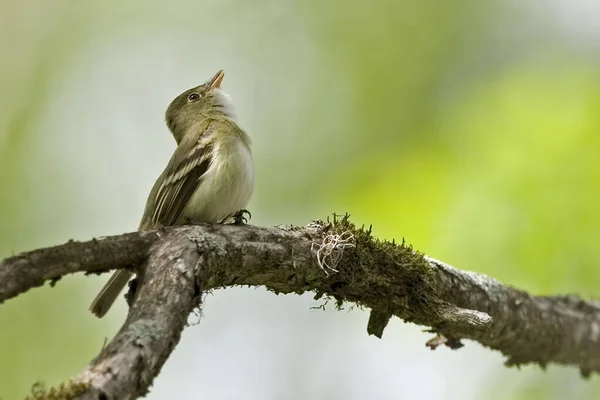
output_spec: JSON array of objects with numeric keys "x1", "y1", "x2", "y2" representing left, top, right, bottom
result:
[
  {"x1": 232, "y1": 209, "x2": 251, "y2": 225},
  {"x1": 184, "y1": 216, "x2": 201, "y2": 225}
]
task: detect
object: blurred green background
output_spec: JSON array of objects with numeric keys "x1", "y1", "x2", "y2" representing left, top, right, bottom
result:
[{"x1": 1, "y1": 0, "x2": 600, "y2": 399}]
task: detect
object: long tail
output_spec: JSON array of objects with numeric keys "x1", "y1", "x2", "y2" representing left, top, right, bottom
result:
[{"x1": 89, "y1": 269, "x2": 133, "y2": 318}]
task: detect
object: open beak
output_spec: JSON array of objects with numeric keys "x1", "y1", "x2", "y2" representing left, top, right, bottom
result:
[{"x1": 208, "y1": 70, "x2": 224, "y2": 89}]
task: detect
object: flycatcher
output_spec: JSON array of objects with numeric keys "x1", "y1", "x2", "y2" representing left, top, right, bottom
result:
[{"x1": 89, "y1": 70, "x2": 254, "y2": 318}]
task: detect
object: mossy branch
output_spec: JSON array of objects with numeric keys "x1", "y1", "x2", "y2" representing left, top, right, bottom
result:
[{"x1": 1, "y1": 216, "x2": 599, "y2": 399}]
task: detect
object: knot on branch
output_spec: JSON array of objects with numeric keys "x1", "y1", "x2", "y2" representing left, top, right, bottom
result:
[{"x1": 436, "y1": 304, "x2": 492, "y2": 329}]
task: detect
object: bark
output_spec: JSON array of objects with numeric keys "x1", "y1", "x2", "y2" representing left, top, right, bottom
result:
[{"x1": 2, "y1": 219, "x2": 598, "y2": 399}]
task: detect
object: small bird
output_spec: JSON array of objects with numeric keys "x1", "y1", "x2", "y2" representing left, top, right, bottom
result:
[{"x1": 89, "y1": 70, "x2": 254, "y2": 318}]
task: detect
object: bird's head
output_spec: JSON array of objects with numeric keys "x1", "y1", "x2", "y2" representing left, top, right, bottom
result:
[{"x1": 165, "y1": 70, "x2": 234, "y2": 143}]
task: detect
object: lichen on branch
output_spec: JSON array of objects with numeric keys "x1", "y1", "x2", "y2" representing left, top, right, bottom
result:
[{"x1": 1, "y1": 216, "x2": 599, "y2": 399}]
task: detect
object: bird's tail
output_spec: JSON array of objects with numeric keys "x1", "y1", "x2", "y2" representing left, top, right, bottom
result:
[{"x1": 89, "y1": 269, "x2": 133, "y2": 318}]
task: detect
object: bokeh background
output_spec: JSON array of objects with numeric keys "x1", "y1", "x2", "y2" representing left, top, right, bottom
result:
[{"x1": 1, "y1": 0, "x2": 600, "y2": 399}]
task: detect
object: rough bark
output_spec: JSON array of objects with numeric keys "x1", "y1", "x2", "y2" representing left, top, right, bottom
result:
[{"x1": 2, "y1": 218, "x2": 598, "y2": 399}]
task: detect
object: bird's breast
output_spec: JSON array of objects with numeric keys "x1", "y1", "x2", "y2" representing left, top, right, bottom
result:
[{"x1": 179, "y1": 138, "x2": 254, "y2": 223}]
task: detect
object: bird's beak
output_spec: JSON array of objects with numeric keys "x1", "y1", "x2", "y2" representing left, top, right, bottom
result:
[{"x1": 208, "y1": 70, "x2": 224, "y2": 89}]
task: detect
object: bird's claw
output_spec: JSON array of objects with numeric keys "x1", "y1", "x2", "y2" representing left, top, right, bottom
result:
[
  {"x1": 184, "y1": 216, "x2": 200, "y2": 225},
  {"x1": 232, "y1": 209, "x2": 251, "y2": 225}
]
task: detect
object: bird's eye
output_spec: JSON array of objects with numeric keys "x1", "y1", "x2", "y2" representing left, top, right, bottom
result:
[{"x1": 188, "y1": 93, "x2": 200, "y2": 102}]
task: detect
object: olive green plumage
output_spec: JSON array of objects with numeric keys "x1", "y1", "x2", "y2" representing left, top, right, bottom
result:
[{"x1": 90, "y1": 70, "x2": 253, "y2": 317}]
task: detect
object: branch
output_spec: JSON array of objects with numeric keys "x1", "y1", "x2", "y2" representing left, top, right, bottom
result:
[
  {"x1": 2, "y1": 218, "x2": 599, "y2": 399},
  {"x1": 0, "y1": 231, "x2": 159, "y2": 301}
]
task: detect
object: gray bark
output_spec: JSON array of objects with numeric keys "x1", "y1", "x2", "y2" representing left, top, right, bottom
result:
[{"x1": 1, "y1": 219, "x2": 598, "y2": 399}]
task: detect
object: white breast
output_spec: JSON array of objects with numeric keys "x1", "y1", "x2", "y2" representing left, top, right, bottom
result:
[{"x1": 178, "y1": 137, "x2": 254, "y2": 223}]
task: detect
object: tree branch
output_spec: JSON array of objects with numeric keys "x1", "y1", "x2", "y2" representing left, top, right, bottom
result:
[
  {"x1": 0, "y1": 231, "x2": 159, "y2": 302},
  {"x1": 2, "y1": 218, "x2": 599, "y2": 399}
]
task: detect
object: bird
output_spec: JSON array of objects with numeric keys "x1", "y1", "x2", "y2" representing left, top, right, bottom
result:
[{"x1": 89, "y1": 70, "x2": 254, "y2": 318}]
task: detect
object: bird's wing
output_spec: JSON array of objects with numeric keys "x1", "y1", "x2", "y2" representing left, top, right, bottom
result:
[{"x1": 145, "y1": 120, "x2": 216, "y2": 228}]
